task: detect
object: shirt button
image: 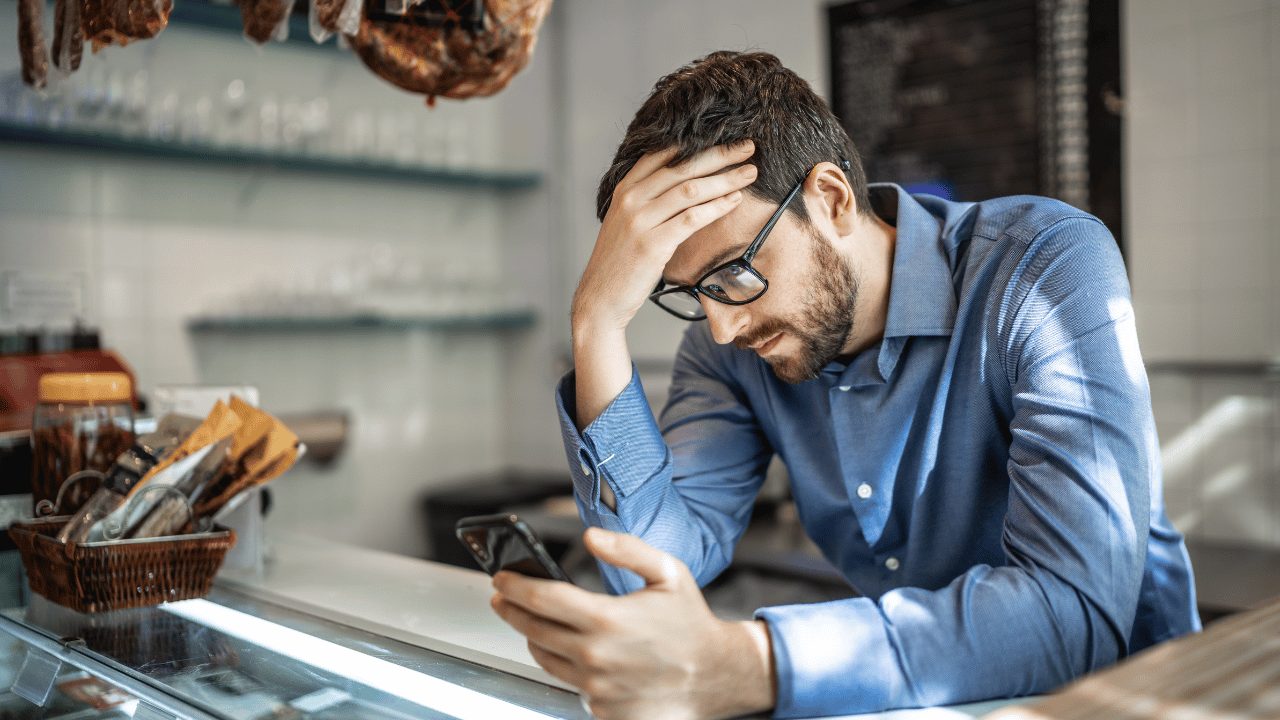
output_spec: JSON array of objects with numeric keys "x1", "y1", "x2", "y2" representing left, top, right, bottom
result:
[
  {"x1": 838, "y1": 385, "x2": 852, "y2": 392},
  {"x1": 885, "y1": 557, "x2": 900, "y2": 571},
  {"x1": 579, "y1": 461, "x2": 592, "y2": 477},
  {"x1": 856, "y1": 483, "x2": 872, "y2": 499}
]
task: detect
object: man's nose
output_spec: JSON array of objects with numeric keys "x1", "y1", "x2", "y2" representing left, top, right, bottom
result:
[{"x1": 703, "y1": 299, "x2": 749, "y2": 345}]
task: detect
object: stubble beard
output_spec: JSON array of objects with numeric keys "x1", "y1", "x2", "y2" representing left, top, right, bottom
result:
[{"x1": 739, "y1": 228, "x2": 859, "y2": 384}]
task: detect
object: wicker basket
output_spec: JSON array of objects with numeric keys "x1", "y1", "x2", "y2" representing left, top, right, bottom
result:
[{"x1": 8, "y1": 517, "x2": 236, "y2": 614}]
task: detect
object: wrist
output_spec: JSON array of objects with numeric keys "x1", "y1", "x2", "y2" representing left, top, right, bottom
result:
[
  {"x1": 571, "y1": 315, "x2": 627, "y2": 352},
  {"x1": 706, "y1": 619, "x2": 776, "y2": 718}
]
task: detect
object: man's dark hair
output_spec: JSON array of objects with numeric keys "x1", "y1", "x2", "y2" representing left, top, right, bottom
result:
[{"x1": 596, "y1": 50, "x2": 871, "y2": 224}]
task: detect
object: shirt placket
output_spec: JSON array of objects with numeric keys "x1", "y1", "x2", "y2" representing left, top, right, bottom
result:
[{"x1": 828, "y1": 377, "x2": 893, "y2": 553}]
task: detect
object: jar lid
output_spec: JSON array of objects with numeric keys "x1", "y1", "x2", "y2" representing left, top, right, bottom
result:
[{"x1": 38, "y1": 372, "x2": 133, "y2": 404}]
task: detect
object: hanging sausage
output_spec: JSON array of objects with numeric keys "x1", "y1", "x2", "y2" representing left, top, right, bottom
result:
[
  {"x1": 52, "y1": 0, "x2": 85, "y2": 72},
  {"x1": 18, "y1": 0, "x2": 50, "y2": 88}
]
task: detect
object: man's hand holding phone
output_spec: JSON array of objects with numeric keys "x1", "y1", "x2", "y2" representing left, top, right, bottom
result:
[{"x1": 489, "y1": 527, "x2": 776, "y2": 720}]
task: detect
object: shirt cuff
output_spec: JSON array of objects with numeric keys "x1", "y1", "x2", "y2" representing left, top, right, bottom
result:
[
  {"x1": 554, "y1": 366, "x2": 670, "y2": 514},
  {"x1": 755, "y1": 598, "x2": 907, "y2": 718}
]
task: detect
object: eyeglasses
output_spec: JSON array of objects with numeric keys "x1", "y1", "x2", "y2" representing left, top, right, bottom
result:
[{"x1": 648, "y1": 173, "x2": 807, "y2": 321}]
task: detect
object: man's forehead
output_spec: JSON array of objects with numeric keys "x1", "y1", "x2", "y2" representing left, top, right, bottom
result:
[{"x1": 663, "y1": 198, "x2": 772, "y2": 284}]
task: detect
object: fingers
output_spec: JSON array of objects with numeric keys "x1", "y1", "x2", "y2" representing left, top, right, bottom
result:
[
  {"x1": 640, "y1": 162, "x2": 757, "y2": 228},
  {"x1": 650, "y1": 191, "x2": 745, "y2": 250},
  {"x1": 491, "y1": 595, "x2": 585, "y2": 659},
  {"x1": 582, "y1": 527, "x2": 685, "y2": 587},
  {"x1": 526, "y1": 641, "x2": 585, "y2": 688},
  {"x1": 616, "y1": 146, "x2": 679, "y2": 190},
  {"x1": 492, "y1": 571, "x2": 607, "y2": 630},
  {"x1": 613, "y1": 141, "x2": 755, "y2": 212}
]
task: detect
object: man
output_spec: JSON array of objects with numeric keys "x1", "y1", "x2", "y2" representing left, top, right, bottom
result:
[{"x1": 490, "y1": 50, "x2": 1200, "y2": 720}]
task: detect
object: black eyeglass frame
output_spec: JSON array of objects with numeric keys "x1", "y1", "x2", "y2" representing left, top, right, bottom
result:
[{"x1": 647, "y1": 169, "x2": 812, "y2": 321}]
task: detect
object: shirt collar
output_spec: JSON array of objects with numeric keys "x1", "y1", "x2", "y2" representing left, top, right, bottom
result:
[
  {"x1": 872, "y1": 183, "x2": 958, "y2": 340},
  {"x1": 819, "y1": 184, "x2": 958, "y2": 385}
]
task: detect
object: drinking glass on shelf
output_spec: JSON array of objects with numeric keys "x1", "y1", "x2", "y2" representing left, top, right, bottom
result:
[
  {"x1": 104, "y1": 69, "x2": 126, "y2": 120},
  {"x1": 300, "y1": 97, "x2": 330, "y2": 155},
  {"x1": 43, "y1": 82, "x2": 73, "y2": 129},
  {"x1": 0, "y1": 75, "x2": 20, "y2": 122},
  {"x1": 180, "y1": 95, "x2": 213, "y2": 145},
  {"x1": 122, "y1": 70, "x2": 149, "y2": 136},
  {"x1": 257, "y1": 93, "x2": 280, "y2": 151},
  {"x1": 343, "y1": 109, "x2": 375, "y2": 160},
  {"x1": 281, "y1": 97, "x2": 303, "y2": 151},
  {"x1": 78, "y1": 64, "x2": 107, "y2": 123},
  {"x1": 148, "y1": 91, "x2": 180, "y2": 141},
  {"x1": 217, "y1": 77, "x2": 248, "y2": 148}
]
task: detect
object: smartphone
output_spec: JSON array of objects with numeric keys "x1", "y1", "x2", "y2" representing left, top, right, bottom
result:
[{"x1": 455, "y1": 513, "x2": 572, "y2": 583}]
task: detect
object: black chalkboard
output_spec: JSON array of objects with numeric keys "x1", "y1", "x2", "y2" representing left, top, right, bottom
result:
[{"x1": 828, "y1": 0, "x2": 1122, "y2": 249}]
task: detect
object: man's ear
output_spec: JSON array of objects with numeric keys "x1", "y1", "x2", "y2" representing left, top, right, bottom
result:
[{"x1": 805, "y1": 162, "x2": 858, "y2": 236}]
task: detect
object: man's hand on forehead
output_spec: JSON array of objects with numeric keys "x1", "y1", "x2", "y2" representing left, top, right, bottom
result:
[
  {"x1": 571, "y1": 140, "x2": 758, "y2": 334},
  {"x1": 617, "y1": 140, "x2": 756, "y2": 209}
]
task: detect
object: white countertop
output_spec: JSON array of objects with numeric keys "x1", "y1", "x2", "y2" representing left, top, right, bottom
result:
[
  {"x1": 215, "y1": 532, "x2": 1033, "y2": 720},
  {"x1": 215, "y1": 532, "x2": 568, "y2": 689}
]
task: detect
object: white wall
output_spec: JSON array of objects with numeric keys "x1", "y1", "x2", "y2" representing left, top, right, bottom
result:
[{"x1": 1125, "y1": 0, "x2": 1280, "y2": 548}]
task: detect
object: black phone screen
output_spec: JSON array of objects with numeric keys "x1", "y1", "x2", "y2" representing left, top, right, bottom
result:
[
  {"x1": 455, "y1": 514, "x2": 571, "y2": 582},
  {"x1": 487, "y1": 530, "x2": 558, "y2": 580}
]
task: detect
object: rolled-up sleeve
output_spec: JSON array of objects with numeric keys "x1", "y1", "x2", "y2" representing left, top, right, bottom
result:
[
  {"x1": 755, "y1": 218, "x2": 1155, "y2": 717},
  {"x1": 555, "y1": 324, "x2": 772, "y2": 593}
]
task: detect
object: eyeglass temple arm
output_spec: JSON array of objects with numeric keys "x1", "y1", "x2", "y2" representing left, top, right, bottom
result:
[
  {"x1": 742, "y1": 177, "x2": 805, "y2": 264},
  {"x1": 741, "y1": 159, "x2": 851, "y2": 264}
]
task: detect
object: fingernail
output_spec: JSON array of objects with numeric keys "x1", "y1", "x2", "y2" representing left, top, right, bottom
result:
[
  {"x1": 734, "y1": 139, "x2": 754, "y2": 150},
  {"x1": 741, "y1": 164, "x2": 757, "y2": 176},
  {"x1": 729, "y1": 191, "x2": 743, "y2": 202}
]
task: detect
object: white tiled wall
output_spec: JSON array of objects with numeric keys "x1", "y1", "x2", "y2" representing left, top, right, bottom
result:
[
  {"x1": 1127, "y1": 0, "x2": 1280, "y2": 548},
  {"x1": 0, "y1": 14, "x2": 554, "y2": 556}
]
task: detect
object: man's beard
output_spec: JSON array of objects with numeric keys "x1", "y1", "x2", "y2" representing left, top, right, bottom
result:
[{"x1": 735, "y1": 228, "x2": 859, "y2": 384}]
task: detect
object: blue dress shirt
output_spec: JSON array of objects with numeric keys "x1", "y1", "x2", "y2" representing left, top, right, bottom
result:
[{"x1": 555, "y1": 184, "x2": 1200, "y2": 717}]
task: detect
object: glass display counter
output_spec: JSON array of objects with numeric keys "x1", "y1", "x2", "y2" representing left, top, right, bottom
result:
[{"x1": 0, "y1": 585, "x2": 588, "y2": 719}]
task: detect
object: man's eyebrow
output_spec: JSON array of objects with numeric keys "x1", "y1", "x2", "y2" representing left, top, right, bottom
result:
[{"x1": 666, "y1": 243, "x2": 750, "y2": 287}]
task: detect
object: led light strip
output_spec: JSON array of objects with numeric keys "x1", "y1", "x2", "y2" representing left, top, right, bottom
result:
[{"x1": 162, "y1": 599, "x2": 564, "y2": 720}]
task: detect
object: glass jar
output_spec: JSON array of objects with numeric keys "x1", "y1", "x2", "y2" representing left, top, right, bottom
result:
[{"x1": 31, "y1": 372, "x2": 135, "y2": 514}]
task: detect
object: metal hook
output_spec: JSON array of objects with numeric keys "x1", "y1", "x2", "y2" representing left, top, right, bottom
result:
[{"x1": 35, "y1": 470, "x2": 107, "y2": 518}]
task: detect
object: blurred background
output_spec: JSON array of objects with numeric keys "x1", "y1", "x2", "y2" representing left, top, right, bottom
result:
[{"x1": 1, "y1": 0, "x2": 1277, "y2": 622}]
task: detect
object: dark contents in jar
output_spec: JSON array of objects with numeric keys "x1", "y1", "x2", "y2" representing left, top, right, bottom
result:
[{"x1": 32, "y1": 422, "x2": 135, "y2": 514}]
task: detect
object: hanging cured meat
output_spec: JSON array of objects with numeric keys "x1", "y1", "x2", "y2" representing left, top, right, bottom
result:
[
  {"x1": 18, "y1": 0, "x2": 50, "y2": 88},
  {"x1": 238, "y1": 0, "x2": 296, "y2": 44},
  {"x1": 80, "y1": 0, "x2": 174, "y2": 50},
  {"x1": 337, "y1": 0, "x2": 553, "y2": 105},
  {"x1": 52, "y1": 0, "x2": 85, "y2": 72}
]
